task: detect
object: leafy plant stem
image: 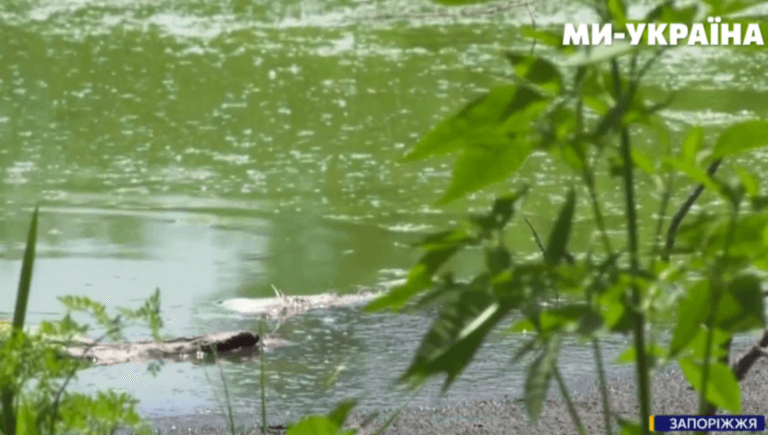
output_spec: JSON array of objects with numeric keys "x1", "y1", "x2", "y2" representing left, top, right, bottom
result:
[
  {"x1": 554, "y1": 367, "x2": 587, "y2": 435},
  {"x1": 574, "y1": 72, "x2": 613, "y2": 256},
  {"x1": 2, "y1": 205, "x2": 39, "y2": 435},
  {"x1": 584, "y1": 169, "x2": 614, "y2": 256},
  {"x1": 698, "y1": 201, "x2": 740, "y2": 422},
  {"x1": 613, "y1": 58, "x2": 651, "y2": 433},
  {"x1": 651, "y1": 172, "x2": 675, "y2": 268}
]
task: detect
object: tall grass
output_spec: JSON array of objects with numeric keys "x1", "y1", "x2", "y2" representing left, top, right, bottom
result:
[{"x1": 1, "y1": 206, "x2": 38, "y2": 434}]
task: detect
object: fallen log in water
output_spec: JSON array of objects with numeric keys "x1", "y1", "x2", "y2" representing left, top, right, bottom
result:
[
  {"x1": 218, "y1": 280, "x2": 404, "y2": 321},
  {"x1": 58, "y1": 330, "x2": 288, "y2": 366}
]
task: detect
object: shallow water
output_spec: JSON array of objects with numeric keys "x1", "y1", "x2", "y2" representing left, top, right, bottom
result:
[{"x1": 1, "y1": 0, "x2": 768, "y2": 427}]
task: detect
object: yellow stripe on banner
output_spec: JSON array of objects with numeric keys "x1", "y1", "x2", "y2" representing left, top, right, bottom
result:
[{"x1": 649, "y1": 416, "x2": 655, "y2": 432}]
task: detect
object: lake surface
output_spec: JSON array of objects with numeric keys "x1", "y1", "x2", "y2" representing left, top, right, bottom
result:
[{"x1": 1, "y1": 0, "x2": 768, "y2": 428}]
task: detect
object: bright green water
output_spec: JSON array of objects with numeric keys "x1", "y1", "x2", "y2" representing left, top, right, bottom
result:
[{"x1": 1, "y1": 0, "x2": 768, "y2": 428}]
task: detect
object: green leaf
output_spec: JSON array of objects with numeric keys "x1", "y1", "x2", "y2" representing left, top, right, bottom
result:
[
  {"x1": 631, "y1": 149, "x2": 656, "y2": 175},
  {"x1": 365, "y1": 246, "x2": 460, "y2": 312},
  {"x1": 539, "y1": 303, "x2": 599, "y2": 336},
  {"x1": 12, "y1": 206, "x2": 38, "y2": 334},
  {"x1": 404, "y1": 85, "x2": 546, "y2": 162},
  {"x1": 439, "y1": 139, "x2": 536, "y2": 204},
  {"x1": 15, "y1": 397, "x2": 40, "y2": 435},
  {"x1": 646, "y1": 2, "x2": 698, "y2": 24},
  {"x1": 616, "y1": 418, "x2": 643, "y2": 435},
  {"x1": 485, "y1": 245, "x2": 511, "y2": 275},
  {"x1": 687, "y1": 327, "x2": 732, "y2": 361},
  {"x1": 328, "y1": 400, "x2": 356, "y2": 428},
  {"x1": 505, "y1": 52, "x2": 562, "y2": 94},
  {"x1": 615, "y1": 344, "x2": 666, "y2": 364},
  {"x1": 702, "y1": 0, "x2": 763, "y2": 16},
  {"x1": 524, "y1": 337, "x2": 560, "y2": 424},
  {"x1": 491, "y1": 187, "x2": 528, "y2": 229},
  {"x1": 736, "y1": 167, "x2": 760, "y2": 198},
  {"x1": 712, "y1": 120, "x2": 768, "y2": 158},
  {"x1": 520, "y1": 26, "x2": 572, "y2": 51},
  {"x1": 400, "y1": 288, "x2": 506, "y2": 391},
  {"x1": 663, "y1": 156, "x2": 722, "y2": 196},
  {"x1": 670, "y1": 280, "x2": 710, "y2": 356},
  {"x1": 714, "y1": 274, "x2": 765, "y2": 333},
  {"x1": 681, "y1": 125, "x2": 703, "y2": 163},
  {"x1": 415, "y1": 228, "x2": 476, "y2": 250},
  {"x1": 679, "y1": 357, "x2": 741, "y2": 413},
  {"x1": 286, "y1": 416, "x2": 342, "y2": 435},
  {"x1": 564, "y1": 42, "x2": 634, "y2": 66},
  {"x1": 607, "y1": 0, "x2": 627, "y2": 26},
  {"x1": 3, "y1": 206, "x2": 38, "y2": 434},
  {"x1": 430, "y1": 0, "x2": 494, "y2": 5},
  {"x1": 544, "y1": 189, "x2": 576, "y2": 264}
]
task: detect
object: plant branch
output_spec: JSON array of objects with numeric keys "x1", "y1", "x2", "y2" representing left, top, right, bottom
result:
[
  {"x1": 662, "y1": 159, "x2": 723, "y2": 261},
  {"x1": 613, "y1": 56, "x2": 651, "y2": 435}
]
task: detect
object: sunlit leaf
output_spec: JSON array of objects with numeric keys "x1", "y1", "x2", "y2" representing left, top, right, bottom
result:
[
  {"x1": 736, "y1": 167, "x2": 760, "y2": 198},
  {"x1": 564, "y1": 42, "x2": 634, "y2": 66},
  {"x1": 663, "y1": 156, "x2": 722, "y2": 196},
  {"x1": 607, "y1": 0, "x2": 626, "y2": 26},
  {"x1": 520, "y1": 26, "x2": 573, "y2": 52},
  {"x1": 365, "y1": 246, "x2": 460, "y2": 312},
  {"x1": 701, "y1": 0, "x2": 763, "y2": 16},
  {"x1": 505, "y1": 52, "x2": 562, "y2": 94},
  {"x1": 404, "y1": 85, "x2": 546, "y2": 162},
  {"x1": 400, "y1": 288, "x2": 507, "y2": 391},
  {"x1": 439, "y1": 139, "x2": 536, "y2": 204},
  {"x1": 681, "y1": 125, "x2": 703, "y2": 163},
  {"x1": 686, "y1": 327, "x2": 732, "y2": 361},
  {"x1": 615, "y1": 343, "x2": 666, "y2": 364},
  {"x1": 631, "y1": 149, "x2": 656, "y2": 175},
  {"x1": 711, "y1": 120, "x2": 768, "y2": 159},
  {"x1": 286, "y1": 415, "x2": 347, "y2": 435},
  {"x1": 645, "y1": 2, "x2": 698, "y2": 24},
  {"x1": 616, "y1": 418, "x2": 643, "y2": 435},
  {"x1": 679, "y1": 357, "x2": 741, "y2": 413},
  {"x1": 416, "y1": 229, "x2": 477, "y2": 250},
  {"x1": 670, "y1": 280, "x2": 710, "y2": 356}
]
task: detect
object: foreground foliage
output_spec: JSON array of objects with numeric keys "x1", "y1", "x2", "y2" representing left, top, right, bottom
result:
[
  {"x1": 1, "y1": 207, "x2": 164, "y2": 435},
  {"x1": 275, "y1": 1, "x2": 768, "y2": 435}
]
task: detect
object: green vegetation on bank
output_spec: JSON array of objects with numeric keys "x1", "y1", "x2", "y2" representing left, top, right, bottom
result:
[{"x1": 4, "y1": 0, "x2": 768, "y2": 434}]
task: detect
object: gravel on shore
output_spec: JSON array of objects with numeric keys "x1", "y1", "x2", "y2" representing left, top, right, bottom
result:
[{"x1": 139, "y1": 352, "x2": 768, "y2": 435}]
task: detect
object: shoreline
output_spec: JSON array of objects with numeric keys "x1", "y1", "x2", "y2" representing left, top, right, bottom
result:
[{"x1": 134, "y1": 353, "x2": 768, "y2": 435}]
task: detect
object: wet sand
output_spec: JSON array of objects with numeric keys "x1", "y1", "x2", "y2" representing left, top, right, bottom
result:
[{"x1": 139, "y1": 351, "x2": 768, "y2": 435}]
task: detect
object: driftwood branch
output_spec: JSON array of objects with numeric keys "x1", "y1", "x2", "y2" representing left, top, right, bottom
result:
[{"x1": 57, "y1": 330, "x2": 287, "y2": 366}]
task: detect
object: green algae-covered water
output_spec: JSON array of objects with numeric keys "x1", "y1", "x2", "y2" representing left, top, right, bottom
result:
[{"x1": 1, "y1": 0, "x2": 768, "y2": 428}]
